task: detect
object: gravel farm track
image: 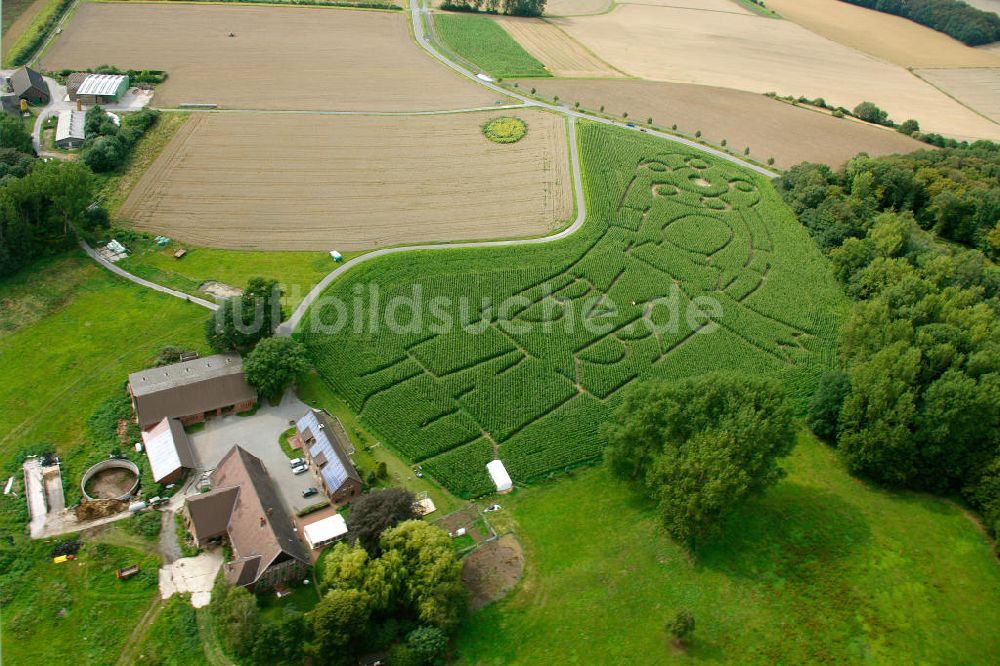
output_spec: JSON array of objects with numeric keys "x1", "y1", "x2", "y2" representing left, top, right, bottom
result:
[{"x1": 119, "y1": 109, "x2": 572, "y2": 250}]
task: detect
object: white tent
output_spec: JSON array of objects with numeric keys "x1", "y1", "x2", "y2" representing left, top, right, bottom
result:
[
  {"x1": 486, "y1": 459, "x2": 512, "y2": 494},
  {"x1": 303, "y1": 514, "x2": 348, "y2": 549}
]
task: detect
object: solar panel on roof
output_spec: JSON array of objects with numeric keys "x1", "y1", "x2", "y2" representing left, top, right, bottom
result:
[{"x1": 297, "y1": 410, "x2": 350, "y2": 494}]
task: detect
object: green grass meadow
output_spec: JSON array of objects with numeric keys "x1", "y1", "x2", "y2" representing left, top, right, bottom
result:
[
  {"x1": 434, "y1": 14, "x2": 550, "y2": 78},
  {"x1": 456, "y1": 433, "x2": 1000, "y2": 663},
  {"x1": 117, "y1": 237, "x2": 346, "y2": 312}
]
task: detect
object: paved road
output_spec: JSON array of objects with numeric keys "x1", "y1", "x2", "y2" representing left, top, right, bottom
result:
[
  {"x1": 76, "y1": 0, "x2": 778, "y2": 325},
  {"x1": 277, "y1": 0, "x2": 777, "y2": 334}
]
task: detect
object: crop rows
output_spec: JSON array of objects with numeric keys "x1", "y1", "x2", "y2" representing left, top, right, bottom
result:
[{"x1": 303, "y1": 123, "x2": 845, "y2": 495}]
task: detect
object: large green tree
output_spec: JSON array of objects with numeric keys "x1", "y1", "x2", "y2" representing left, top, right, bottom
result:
[
  {"x1": 604, "y1": 373, "x2": 796, "y2": 548},
  {"x1": 379, "y1": 520, "x2": 466, "y2": 629},
  {"x1": 205, "y1": 277, "x2": 283, "y2": 351},
  {"x1": 346, "y1": 487, "x2": 419, "y2": 556},
  {"x1": 244, "y1": 336, "x2": 309, "y2": 399}
]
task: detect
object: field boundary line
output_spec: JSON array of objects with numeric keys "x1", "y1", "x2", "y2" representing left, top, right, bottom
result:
[{"x1": 155, "y1": 103, "x2": 533, "y2": 116}]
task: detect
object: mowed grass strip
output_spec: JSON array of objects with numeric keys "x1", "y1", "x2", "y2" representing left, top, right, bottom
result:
[
  {"x1": 456, "y1": 434, "x2": 1000, "y2": 663},
  {"x1": 434, "y1": 13, "x2": 550, "y2": 78}
]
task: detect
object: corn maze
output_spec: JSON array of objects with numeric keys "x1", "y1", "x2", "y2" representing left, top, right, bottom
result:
[{"x1": 302, "y1": 122, "x2": 845, "y2": 497}]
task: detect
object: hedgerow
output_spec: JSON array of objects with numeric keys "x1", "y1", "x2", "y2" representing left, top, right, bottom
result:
[{"x1": 302, "y1": 123, "x2": 845, "y2": 494}]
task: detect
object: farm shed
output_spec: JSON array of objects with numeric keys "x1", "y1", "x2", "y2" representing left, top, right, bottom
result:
[
  {"x1": 66, "y1": 72, "x2": 90, "y2": 101},
  {"x1": 141, "y1": 417, "x2": 194, "y2": 484},
  {"x1": 295, "y1": 410, "x2": 361, "y2": 506},
  {"x1": 185, "y1": 446, "x2": 309, "y2": 590},
  {"x1": 303, "y1": 513, "x2": 348, "y2": 549},
  {"x1": 10, "y1": 67, "x2": 49, "y2": 105},
  {"x1": 55, "y1": 109, "x2": 86, "y2": 149},
  {"x1": 487, "y1": 460, "x2": 513, "y2": 494},
  {"x1": 75, "y1": 74, "x2": 129, "y2": 105},
  {"x1": 128, "y1": 353, "x2": 257, "y2": 429}
]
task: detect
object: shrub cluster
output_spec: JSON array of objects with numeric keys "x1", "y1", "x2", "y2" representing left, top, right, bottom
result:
[
  {"x1": 841, "y1": 0, "x2": 1000, "y2": 46},
  {"x1": 481, "y1": 116, "x2": 528, "y2": 143},
  {"x1": 80, "y1": 107, "x2": 159, "y2": 173},
  {"x1": 50, "y1": 65, "x2": 167, "y2": 86},
  {"x1": 764, "y1": 92, "x2": 968, "y2": 148},
  {"x1": 441, "y1": 0, "x2": 546, "y2": 17}
]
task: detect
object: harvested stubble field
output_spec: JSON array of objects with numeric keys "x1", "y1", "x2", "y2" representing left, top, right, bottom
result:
[
  {"x1": 516, "y1": 79, "x2": 923, "y2": 168},
  {"x1": 302, "y1": 122, "x2": 846, "y2": 497},
  {"x1": 543, "y1": 0, "x2": 611, "y2": 15},
  {"x1": 40, "y1": 3, "x2": 499, "y2": 111},
  {"x1": 915, "y1": 68, "x2": 1000, "y2": 125},
  {"x1": 552, "y1": 5, "x2": 1000, "y2": 141},
  {"x1": 491, "y1": 16, "x2": 623, "y2": 78},
  {"x1": 119, "y1": 109, "x2": 572, "y2": 250},
  {"x1": 765, "y1": 0, "x2": 1000, "y2": 68}
]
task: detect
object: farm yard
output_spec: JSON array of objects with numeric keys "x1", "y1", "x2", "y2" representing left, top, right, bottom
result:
[
  {"x1": 766, "y1": 0, "x2": 1000, "y2": 67},
  {"x1": 118, "y1": 109, "x2": 572, "y2": 250},
  {"x1": 301, "y1": 122, "x2": 846, "y2": 496},
  {"x1": 915, "y1": 68, "x2": 1000, "y2": 125},
  {"x1": 551, "y1": 4, "x2": 1000, "y2": 141},
  {"x1": 517, "y1": 79, "x2": 924, "y2": 168},
  {"x1": 40, "y1": 3, "x2": 501, "y2": 111}
]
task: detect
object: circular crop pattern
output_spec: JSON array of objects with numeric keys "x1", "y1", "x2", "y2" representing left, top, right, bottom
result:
[{"x1": 482, "y1": 116, "x2": 528, "y2": 144}]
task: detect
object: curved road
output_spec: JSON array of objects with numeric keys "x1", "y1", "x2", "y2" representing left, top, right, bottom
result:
[
  {"x1": 278, "y1": 0, "x2": 777, "y2": 333},
  {"x1": 78, "y1": 0, "x2": 778, "y2": 329}
]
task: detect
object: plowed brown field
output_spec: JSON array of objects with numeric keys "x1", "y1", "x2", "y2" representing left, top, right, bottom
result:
[
  {"x1": 41, "y1": 3, "x2": 500, "y2": 111},
  {"x1": 119, "y1": 110, "x2": 572, "y2": 250},
  {"x1": 553, "y1": 4, "x2": 1000, "y2": 141},
  {"x1": 517, "y1": 79, "x2": 924, "y2": 167}
]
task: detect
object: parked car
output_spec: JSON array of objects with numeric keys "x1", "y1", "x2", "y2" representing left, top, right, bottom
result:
[
  {"x1": 484, "y1": 504, "x2": 502, "y2": 512},
  {"x1": 289, "y1": 457, "x2": 306, "y2": 468},
  {"x1": 302, "y1": 487, "x2": 318, "y2": 498},
  {"x1": 292, "y1": 464, "x2": 309, "y2": 475}
]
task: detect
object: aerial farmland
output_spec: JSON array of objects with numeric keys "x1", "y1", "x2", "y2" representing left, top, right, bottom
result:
[{"x1": 2, "y1": 0, "x2": 1000, "y2": 664}]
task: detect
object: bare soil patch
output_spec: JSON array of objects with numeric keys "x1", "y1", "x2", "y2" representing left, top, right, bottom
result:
[
  {"x1": 119, "y1": 109, "x2": 571, "y2": 250},
  {"x1": 85, "y1": 468, "x2": 138, "y2": 500},
  {"x1": 553, "y1": 4, "x2": 1000, "y2": 141},
  {"x1": 915, "y1": 68, "x2": 1000, "y2": 125},
  {"x1": 462, "y1": 533, "x2": 524, "y2": 610},
  {"x1": 766, "y1": 0, "x2": 1000, "y2": 68},
  {"x1": 518, "y1": 79, "x2": 923, "y2": 167},
  {"x1": 198, "y1": 281, "x2": 242, "y2": 299},
  {"x1": 493, "y1": 16, "x2": 623, "y2": 77},
  {"x1": 41, "y1": 3, "x2": 500, "y2": 111}
]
